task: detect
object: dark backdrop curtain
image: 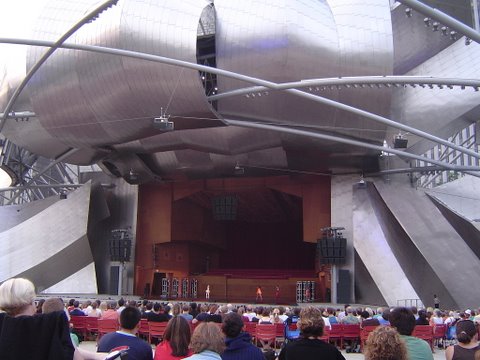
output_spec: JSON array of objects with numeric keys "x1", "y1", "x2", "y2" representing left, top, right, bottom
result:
[{"x1": 218, "y1": 220, "x2": 315, "y2": 270}]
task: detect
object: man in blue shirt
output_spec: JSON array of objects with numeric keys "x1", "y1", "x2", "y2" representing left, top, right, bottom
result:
[
  {"x1": 98, "y1": 306, "x2": 152, "y2": 360},
  {"x1": 221, "y1": 312, "x2": 264, "y2": 360}
]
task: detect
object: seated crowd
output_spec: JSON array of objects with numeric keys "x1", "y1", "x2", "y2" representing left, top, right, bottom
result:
[{"x1": 1, "y1": 277, "x2": 480, "y2": 360}]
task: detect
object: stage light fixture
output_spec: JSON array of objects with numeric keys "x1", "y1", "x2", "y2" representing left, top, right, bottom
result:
[
  {"x1": 234, "y1": 162, "x2": 245, "y2": 175},
  {"x1": 424, "y1": 17, "x2": 431, "y2": 27},
  {"x1": 432, "y1": 22, "x2": 439, "y2": 31},
  {"x1": 405, "y1": 8, "x2": 412, "y2": 18},
  {"x1": 394, "y1": 134, "x2": 408, "y2": 148}
]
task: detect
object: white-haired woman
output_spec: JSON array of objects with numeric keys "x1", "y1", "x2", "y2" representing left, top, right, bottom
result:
[{"x1": 0, "y1": 278, "x2": 104, "y2": 360}]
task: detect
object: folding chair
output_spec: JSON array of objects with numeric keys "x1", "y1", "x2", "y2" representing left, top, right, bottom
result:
[
  {"x1": 341, "y1": 324, "x2": 360, "y2": 350},
  {"x1": 360, "y1": 325, "x2": 378, "y2": 352},
  {"x1": 328, "y1": 324, "x2": 342, "y2": 348},
  {"x1": 255, "y1": 324, "x2": 277, "y2": 350},
  {"x1": 413, "y1": 325, "x2": 433, "y2": 351},
  {"x1": 274, "y1": 322, "x2": 285, "y2": 349},
  {"x1": 97, "y1": 319, "x2": 119, "y2": 342},
  {"x1": 137, "y1": 318, "x2": 149, "y2": 340},
  {"x1": 70, "y1": 316, "x2": 88, "y2": 341},
  {"x1": 148, "y1": 321, "x2": 168, "y2": 344},
  {"x1": 85, "y1": 317, "x2": 99, "y2": 341},
  {"x1": 433, "y1": 324, "x2": 446, "y2": 349},
  {"x1": 244, "y1": 321, "x2": 257, "y2": 341},
  {"x1": 319, "y1": 327, "x2": 330, "y2": 342}
]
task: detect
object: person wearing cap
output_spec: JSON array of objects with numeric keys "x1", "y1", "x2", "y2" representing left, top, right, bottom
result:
[{"x1": 445, "y1": 319, "x2": 480, "y2": 360}]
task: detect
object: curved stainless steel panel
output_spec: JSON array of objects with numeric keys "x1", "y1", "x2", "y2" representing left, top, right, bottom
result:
[
  {"x1": 215, "y1": 0, "x2": 393, "y2": 143},
  {"x1": 23, "y1": 0, "x2": 216, "y2": 149},
  {"x1": 393, "y1": 40, "x2": 480, "y2": 154},
  {"x1": 0, "y1": 183, "x2": 96, "y2": 292}
]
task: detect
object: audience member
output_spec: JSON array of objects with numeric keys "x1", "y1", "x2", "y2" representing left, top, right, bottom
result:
[
  {"x1": 88, "y1": 301, "x2": 102, "y2": 317},
  {"x1": 206, "y1": 305, "x2": 222, "y2": 323},
  {"x1": 430, "y1": 309, "x2": 444, "y2": 326},
  {"x1": 192, "y1": 304, "x2": 210, "y2": 324},
  {"x1": 154, "y1": 316, "x2": 192, "y2": 360},
  {"x1": 389, "y1": 307, "x2": 433, "y2": 360},
  {"x1": 360, "y1": 310, "x2": 380, "y2": 328},
  {"x1": 221, "y1": 312, "x2": 263, "y2": 360},
  {"x1": 180, "y1": 304, "x2": 193, "y2": 321},
  {"x1": 278, "y1": 306, "x2": 345, "y2": 360},
  {"x1": 378, "y1": 308, "x2": 390, "y2": 326},
  {"x1": 117, "y1": 298, "x2": 126, "y2": 314},
  {"x1": 0, "y1": 277, "x2": 105, "y2": 360},
  {"x1": 340, "y1": 306, "x2": 360, "y2": 325},
  {"x1": 184, "y1": 322, "x2": 225, "y2": 360},
  {"x1": 445, "y1": 320, "x2": 480, "y2": 360},
  {"x1": 70, "y1": 301, "x2": 86, "y2": 316},
  {"x1": 36, "y1": 298, "x2": 45, "y2": 314},
  {"x1": 243, "y1": 306, "x2": 257, "y2": 322},
  {"x1": 364, "y1": 325, "x2": 407, "y2": 360},
  {"x1": 172, "y1": 304, "x2": 181, "y2": 317},
  {"x1": 147, "y1": 303, "x2": 170, "y2": 322},
  {"x1": 416, "y1": 309, "x2": 429, "y2": 325},
  {"x1": 102, "y1": 301, "x2": 120, "y2": 321},
  {"x1": 189, "y1": 303, "x2": 199, "y2": 319},
  {"x1": 98, "y1": 306, "x2": 153, "y2": 360},
  {"x1": 327, "y1": 307, "x2": 338, "y2": 324},
  {"x1": 42, "y1": 297, "x2": 80, "y2": 347}
]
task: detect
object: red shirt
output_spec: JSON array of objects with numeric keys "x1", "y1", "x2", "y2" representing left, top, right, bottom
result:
[{"x1": 154, "y1": 340, "x2": 192, "y2": 360}]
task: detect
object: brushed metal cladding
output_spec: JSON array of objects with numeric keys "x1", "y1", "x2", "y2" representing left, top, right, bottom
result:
[
  {"x1": 392, "y1": 4, "x2": 455, "y2": 74},
  {"x1": 354, "y1": 251, "x2": 388, "y2": 306},
  {"x1": 374, "y1": 176, "x2": 480, "y2": 309},
  {"x1": 215, "y1": 0, "x2": 392, "y2": 145},
  {"x1": 118, "y1": 126, "x2": 282, "y2": 155},
  {"x1": 327, "y1": 0, "x2": 393, "y2": 141},
  {"x1": 27, "y1": 0, "x2": 111, "y2": 147},
  {"x1": 0, "y1": 196, "x2": 58, "y2": 232},
  {"x1": 330, "y1": 175, "x2": 356, "y2": 303},
  {"x1": 215, "y1": 0, "x2": 339, "y2": 130},
  {"x1": 426, "y1": 176, "x2": 480, "y2": 222},
  {"x1": 23, "y1": 0, "x2": 216, "y2": 151},
  {"x1": 392, "y1": 40, "x2": 480, "y2": 155},
  {"x1": 0, "y1": 183, "x2": 96, "y2": 292},
  {"x1": 42, "y1": 263, "x2": 98, "y2": 294},
  {"x1": 353, "y1": 182, "x2": 419, "y2": 306},
  {"x1": 119, "y1": 0, "x2": 216, "y2": 124}
]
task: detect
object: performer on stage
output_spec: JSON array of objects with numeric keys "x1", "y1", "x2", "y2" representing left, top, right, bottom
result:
[
  {"x1": 205, "y1": 285, "x2": 210, "y2": 300},
  {"x1": 305, "y1": 285, "x2": 311, "y2": 303},
  {"x1": 274, "y1": 285, "x2": 280, "y2": 304},
  {"x1": 256, "y1": 286, "x2": 263, "y2": 303}
]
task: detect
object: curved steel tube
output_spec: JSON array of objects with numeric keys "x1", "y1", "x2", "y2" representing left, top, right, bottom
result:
[
  {"x1": 397, "y1": 0, "x2": 480, "y2": 45},
  {"x1": 224, "y1": 119, "x2": 480, "y2": 175},
  {"x1": 209, "y1": 76, "x2": 480, "y2": 101},
  {"x1": 0, "y1": 37, "x2": 478, "y2": 161}
]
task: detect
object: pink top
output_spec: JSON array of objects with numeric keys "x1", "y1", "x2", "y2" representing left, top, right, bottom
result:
[
  {"x1": 154, "y1": 340, "x2": 192, "y2": 360},
  {"x1": 101, "y1": 309, "x2": 119, "y2": 321}
]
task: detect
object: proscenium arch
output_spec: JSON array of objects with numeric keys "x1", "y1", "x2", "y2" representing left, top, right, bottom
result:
[{"x1": 0, "y1": 37, "x2": 478, "y2": 162}]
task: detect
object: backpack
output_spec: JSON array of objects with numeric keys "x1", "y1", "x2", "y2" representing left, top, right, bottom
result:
[
  {"x1": 284, "y1": 316, "x2": 300, "y2": 342},
  {"x1": 446, "y1": 319, "x2": 458, "y2": 340}
]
